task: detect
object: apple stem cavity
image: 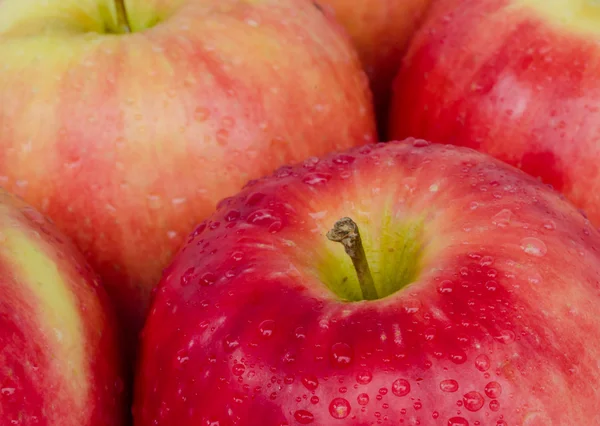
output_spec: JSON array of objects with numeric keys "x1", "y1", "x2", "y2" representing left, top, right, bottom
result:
[
  {"x1": 115, "y1": 0, "x2": 132, "y2": 33},
  {"x1": 327, "y1": 217, "x2": 378, "y2": 301}
]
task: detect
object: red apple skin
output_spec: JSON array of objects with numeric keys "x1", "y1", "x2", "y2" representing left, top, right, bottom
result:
[
  {"x1": 0, "y1": 190, "x2": 126, "y2": 425},
  {"x1": 389, "y1": 0, "x2": 600, "y2": 224},
  {"x1": 134, "y1": 139, "x2": 600, "y2": 425},
  {"x1": 316, "y1": 0, "x2": 432, "y2": 135},
  {"x1": 0, "y1": 0, "x2": 376, "y2": 336}
]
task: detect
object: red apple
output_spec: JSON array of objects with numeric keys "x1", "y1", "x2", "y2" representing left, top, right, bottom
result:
[
  {"x1": 133, "y1": 139, "x2": 600, "y2": 425},
  {"x1": 316, "y1": 0, "x2": 432, "y2": 134},
  {"x1": 0, "y1": 189, "x2": 126, "y2": 425},
  {"x1": 389, "y1": 0, "x2": 600, "y2": 225},
  {"x1": 0, "y1": 0, "x2": 376, "y2": 337}
]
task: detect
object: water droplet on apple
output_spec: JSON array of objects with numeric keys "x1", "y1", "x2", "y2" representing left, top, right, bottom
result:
[
  {"x1": 258, "y1": 320, "x2": 275, "y2": 338},
  {"x1": 200, "y1": 272, "x2": 216, "y2": 286},
  {"x1": 330, "y1": 342, "x2": 353, "y2": 368},
  {"x1": 332, "y1": 154, "x2": 355, "y2": 165},
  {"x1": 484, "y1": 381, "x2": 502, "y2": 398},
  {"x1": 356, "y1": 370, "x2": 372, "y2": 385},
  {"x1": 412, "y1": 139, "x2": 430, "y2": 148},
  {"x1": 463, "y1": 391, "x2": 484, "y2": 412},
  {"x1": 438, "y1": 280, "x2": 454, "y2": 294},
  {"x1": 302, "y1": 173, "x2": 332, "y2": 185},
  {"x1": 223, "y1": 335, "x2": 240, "y2": 353},
  {"x1": 391, "y1": 379, "x2": 410, "y2": 397},
  {"x1": 225, "y1": 210, "x2": 241, "y2": 222},
  {"x1": 247, "y1": 209, "x2": 279, "y2": 227},
  {"x1": 494, "y1": 329, "x2": 515, "y2": 344},
  {"x1": 475, "y1": 354, "x2": 490, "y2": 371},
  {"x1": 180, "y1": 267, "x2": 195, "y2": 287},
  {"x1": 491, "y1": 209, "x2": 512, "y2": 227},
  {"x1": 301, "y1": 375, "x2": 319, "y2": 391},
  {"x1": 357, "y1": 393, "x2": 369, "y2": 405},
  {"x1": 448, "y1": 417, "x2": 469, "y2": 426},
  {"x1": 232, "y1": 363, "x2": 245, "y2": 376},
  {"x1": 329, "y1": 398, "x2": 350, "y2": 419},
  {"x1": 293, "y1": 409, "x2": 314, "y2": 424},
  {"x1": 489, "y1": 399, "x2": 500, "y2": 411},
  {"x1": 1, "y1": 387, "x2": 15, "y2": 396},
  {"x1": 439, "y1": 379, "x2": 459, "y2": 393},
  {"x1": 449, "y1": 349, "x2": 467, "y2": 364},
  {"x1": 520, "y1": 237, "x2": 547, "y2": 257}
]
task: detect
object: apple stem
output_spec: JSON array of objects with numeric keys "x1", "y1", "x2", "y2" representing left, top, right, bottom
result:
[
  {"x1": 327, "y1": 217, "x2": 378, "y2": 301},
  {"x1": 115, "y1": 0, "x2": 132, "y2": 33}
]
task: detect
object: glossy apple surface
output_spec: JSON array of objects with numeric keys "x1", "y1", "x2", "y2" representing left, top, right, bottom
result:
[
  {"x1": 389, "y1": 0, "x2": 600, "y2": 224},
  {"x1": 134, "y1": 139, "x2": 600, "y2": 425},
  {"x1": 0, "y1": 0, "x2": 376, "y2": 335},
  {"x1": 0, "y1": 189, "x2": 126, "y2": 425},
  {"x1": 317, "y1": 0, "x2": 431, "y2": 134}
]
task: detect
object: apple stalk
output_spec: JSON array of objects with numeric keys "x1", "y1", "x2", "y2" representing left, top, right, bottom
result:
[
  {"x1": 327, "y1": 217, "x2": 378, "y2": 300},
  {"x1": 115, "y1": 0, "x2": 131, "y2": 33}
]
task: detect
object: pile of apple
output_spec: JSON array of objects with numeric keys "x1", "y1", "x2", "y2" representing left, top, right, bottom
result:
[{"x1": 1, "y1": 0, "x2": 600, "y2": 425}]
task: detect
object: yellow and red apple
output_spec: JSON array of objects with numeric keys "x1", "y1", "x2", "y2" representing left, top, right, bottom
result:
[
  {"x1": 134, "y1": 140, "x2": 600, "y2": 425},
  {"x1": 389, "y1": 0, "x2": 600, "y2": 224},
  {"x1": 0, "y1": 0, "x2": 376, "y2": 337},
  {"x1": 316, "y1": 0, "x2": 432, "y2": 134},
  {"x1": 0, "y1": 190, "x2": 126, "y2": 425}
]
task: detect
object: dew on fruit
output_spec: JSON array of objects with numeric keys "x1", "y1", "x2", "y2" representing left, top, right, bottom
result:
[
  {"x1": 329, "y1": 398, "x2": 351, "y2": 419},
  {"x1": 330, "y1": 342, "x2": 353, "y2": 368},
  {"x1": 180, "y1": 267, "x2": 195, "y2": 287},
  {"x1": 293, "y1": 409, "x2": 314, "y2": 424},
  {"x1": 449, "y1": 349, "x2": 467, "y2": 364},
  {"x1": 412, "y1": 139, "x2": 430, "y2": 148},
  {"x1": 357, "y1": 393, "x2": 369, "y2": 405},
  {"x1": 448, "y1": 417, "x2": 469, "y2": 426},
  {"x1": 258, "y1": 320, "x2": 276, "y2": 338},
  {"x1": 438, "y1": 280, "x2": 454, "y2": 294},
  {"x1": 1, "y1": 387, "x2": 15, "y2": 397},
  {"x1": 199, "y1": 272, "x2": 216, "y2": 286},
  {"x1": 463, "y1": 391, "x2": 485, "y2": 412},
  {"x1": 356, "y1": 370, "x2": 373, "y2": 385},
  {"x1": 489, "y1": 399, "x2": 500, "y2": 411},
  {"x1": 484, "y1": 381, "x2": 502, "y2": 398},
  {"x1": 302, "y1": 173, "x2": 332, "y2": 185},
  {"x1": 232, "y1": 363, "x2": 245, "y2": 376},
  {"x1": 247, "y1": 209, "x2": 280, "y2": 227},
  {"x1": 439, "y1": 379, "x2": 459, "y2": 393},
  {"x1": 494, "y1": 329, "x2": 515, "y2": 344},
  {"x1": 491, "y1": 209, "x2": 512, "y2": 227},
  {"x1": 520, "y1": 237, "x2": 547, "y2": 257},
  {"x1": 301, "y1": 375, "x2": 319, "y2": 391},
  {"x1": 475, "y1": 354, "x2": 490, "y2": 372},
  {"x1": 391, "y1": 378, "x2": 411, "y2": 397}
]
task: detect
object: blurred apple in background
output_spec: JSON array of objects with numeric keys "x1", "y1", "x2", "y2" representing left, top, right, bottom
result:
[
  {"x1": 134, "y1": 140, "x2": 600, "y2": 425},
  {"x1": 0, "y1": 190, "x2": 126, "y2": 425},
  {"x1": 0, "y1": 0, "x2": 376, "y2": 340},
  {"x1": 389, "y1": 0, "x2": 600, "y2": 224},
  {"x1": 316, "y1": 0, "x2": 432, "y2": 136}
]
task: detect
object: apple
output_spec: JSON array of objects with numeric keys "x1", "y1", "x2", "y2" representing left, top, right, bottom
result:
[
  {"x1": 133, "y1": 139, "x2": 600, "y2": 425},
  {"x1": 316, "y1": 0, "x2": 432, "y2": 135},
  {"x1": 0, "y1": 0, "x2": 376, "y2": 338},
  {"x1": 0, "y1": 189, "x2": 126, "y2": 425},
  {"x1": 389, "y1": 0, "x2": 600, "y2": 225}
]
